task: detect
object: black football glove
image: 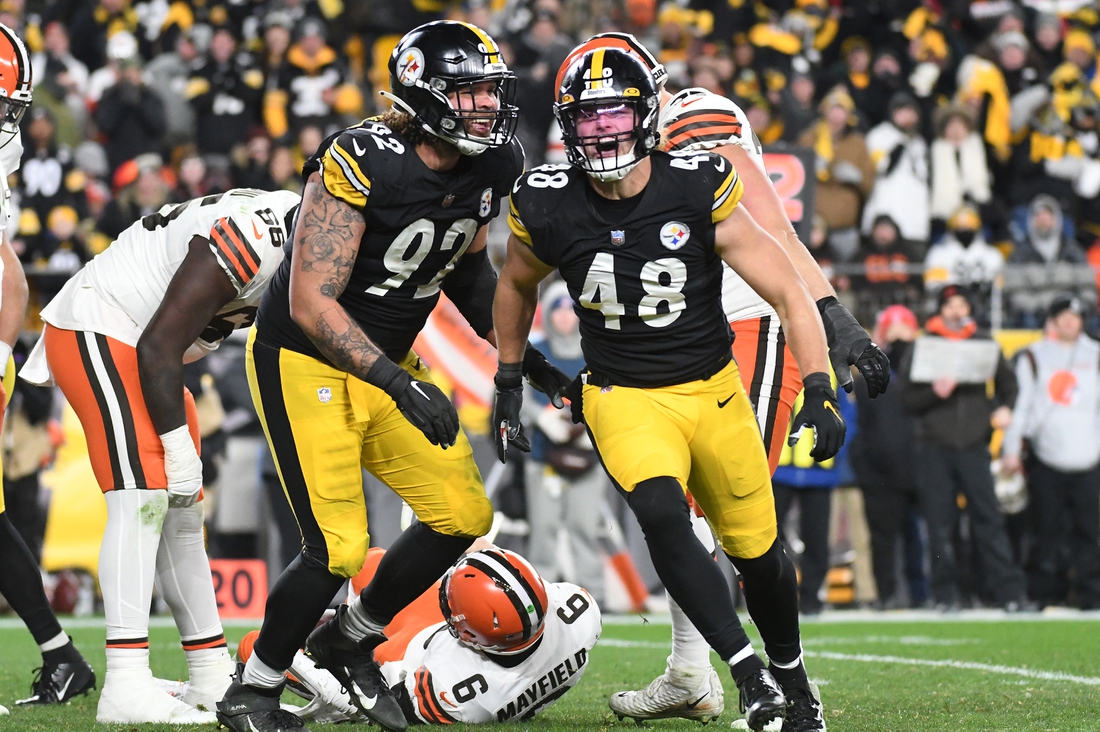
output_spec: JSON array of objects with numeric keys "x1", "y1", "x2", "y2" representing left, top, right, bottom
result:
[
  {"x1": 789, "y1": 372, "x2": 846, "y2": 462},
  {"x1": 522, "y1": 345, "x2": 573, "y2": 409},
  {"x1": 368, "y1": 358, "x2": 458, "y2": 448},
  {"x1": 565, "y1": 373, "x2": 585, "y2": 425},
  {"x1": 493, "y1": 362, "x2": 531, "y2": 464},
  {"x1": 817, "y1": 296, "x2": 891, "y2": 397}
]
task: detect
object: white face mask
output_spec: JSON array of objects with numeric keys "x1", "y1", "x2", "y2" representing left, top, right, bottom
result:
[
  {"x1": 0, "y1": 128, "x2": 22, "y2": 176},
  {"x1": 584, "y1": 142, "x2": 640, "y2": 182}
]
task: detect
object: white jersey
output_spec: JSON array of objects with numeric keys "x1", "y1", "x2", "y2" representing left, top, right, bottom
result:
[
  {"x1": 659, "y1": 88, "x2": 777, "y2": 323},
  {"x1": 0, "y1": 131, "x2": 23, "y2": 313},
  {"x1": 383, "y1": 582, "x2": 601, "y2": 725},
  {"x1": 24, "y1": 188, "x2": 299, "y2": 384}
]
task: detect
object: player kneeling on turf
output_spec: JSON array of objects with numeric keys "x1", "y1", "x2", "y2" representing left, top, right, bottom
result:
[{"x1": 236, "y1": 547, "x2": 601, "y2": 725}]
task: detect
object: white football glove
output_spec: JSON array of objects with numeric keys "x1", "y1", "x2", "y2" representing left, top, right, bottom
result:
[{"x1": 161, "y1": 425, "x2": 202, "y2": 508}]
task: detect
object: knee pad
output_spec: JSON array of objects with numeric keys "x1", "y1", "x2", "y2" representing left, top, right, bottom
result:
[
  {"x1": 425, "y1": 493, "x2": 494, "y2": 539},
  {"x1": 728, "y1": 539, "x2": 791, "y2": 584},
  {"x1": 628, "y1": 477, "x2": 691, "y2": 534}
]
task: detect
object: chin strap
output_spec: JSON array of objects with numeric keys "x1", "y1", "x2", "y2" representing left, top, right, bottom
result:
[{"x1": 378, "y1": 90, "x2": 491, "y2": 156}]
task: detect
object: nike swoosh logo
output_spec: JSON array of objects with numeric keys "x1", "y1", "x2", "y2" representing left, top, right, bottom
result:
[
  {"x1": 57, "y1": 675, "x2": 73, "y2": 700},
  {"x1": 680, "y1": 97, "x2": 703, "y2": 108},
  {"x1": 824, "y1": 401, "x2": 839, "y2": 418},
  {"x1": 352, "y1": 682, "x2": 378, "y2": 710},
  {"x1": 248, "y1": 720, "x2": 262, "y2": 732},
  {"x1": 410, "y1": 381, "x2": 431, "y2": 401},
  {"x1": 715, "y1": 157, "x2": 726, "y2": 172},
  {"x1": 251, "y1": 220, "x2": 263, "y2": 240},
  {"x1": 685, "y1": 693, "x2": 708, "y2": 709},
  {"x1": 717, "y1": 394, "x2": 734, "y2": 408},
  {"x1": 352, "y1": 138, "x2": 367, "y2": 157}
]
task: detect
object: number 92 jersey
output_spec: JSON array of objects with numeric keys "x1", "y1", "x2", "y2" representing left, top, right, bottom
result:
[
  {"x1": 256, "y1": 118, "x2": 524, "y2": 363},
  {"x1": 508, "y1": 151, "x2": 743, "y2": 387}
]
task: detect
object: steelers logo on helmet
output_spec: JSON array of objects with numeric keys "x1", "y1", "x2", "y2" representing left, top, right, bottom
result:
[
  {"x1": 383, "y1": 20, "x2": 518, "y2": 156},
  {"x1": 555, "y1": 47, "x2": 660, "y2": 182},
  {"x1": 660, "y1": 221, "x2": 691, "y2": 250},
  {"x1": 438, "y1": 548, "x2": 549, "y2": 656},
  {"x1": 0, "y1": 23, "x2": 32, "y2": 143}
]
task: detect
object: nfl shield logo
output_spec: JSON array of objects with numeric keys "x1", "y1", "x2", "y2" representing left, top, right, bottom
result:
[
  {"x1": 442, "y1": 194, "x2": 455, "y2": 208},
  {"x1": 317, "y1": 387, "x2": 332, "y2": 404},
  {"x1": 611, "y1": 230, "x2": 626, "y2": 246}
]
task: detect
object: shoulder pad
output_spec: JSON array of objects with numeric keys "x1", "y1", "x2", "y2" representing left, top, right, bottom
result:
[
  {"x1": 316, "y1": 129, "x2": 386, "y2": 209},
  {"x1": 512, "y1": 163, "x2": 572, "y2": 196},
  {"x1": 660, "y1": 87, "x2": 756, "y2": 155}
]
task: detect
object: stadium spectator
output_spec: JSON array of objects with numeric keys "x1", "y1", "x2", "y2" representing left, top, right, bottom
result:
[
  {"x1": 510, "y1": 9, "x2": 573, "y2": 168},
  {"x1": 1032, "y1": 13, "x2": 1064, "y2": 73},
  {"x1": 187, "y1": 27, "x2": 265, "y2": 155},
  {"x1": 93, "y1": 49, "x2": 167, "y2": 174},
  {"x1": 67, "y1": 0, "x2": 139, "y2": 72},
  {"x1": 923, "y1": 206, "x2": 1004, "y2": 310},
  {"x1": 259, "y1": 12, "x2": 293, "y2": 78},
  {"x1": 929, "y1": 104, "x2": 992, "y2": 235},
  {"x1": 861, "y1": 91, "x2": 930, "y2": 244},
  {"x1": 851, "y1": 305, "x2": 926, "y2": 609},
  {"x1": 17, "y1": 107, "x2": 85, "y2": 240},
  {"x1": 523, "y1": 281, "x2": 607, "y2": 606},
  {"x1": 899, "y1": 286, "x2": 1029, "y2": 611},
  {"x1": 143, "y1": 30, "x2": 201, "y2": 148},
  {"x1": 232, "y1": 132, "x2": 278, "y2": 190},
  {"x1": 798, "y1": 86, "x2": 874, "y2": 261},
  {"x1": 1002, "y1": 295, "x2": 1100, "y2": 609},
  {"x1": 779, "y1": 68, "x2": 816, "y2": 142},
  {"x1": 990, "y1": 31, "x2": 1043, "y2": 98},
  {"x1": 851, "y1": 215, "x2": 923, "y2": 324},
  {"x1": 95, "y1": 154, "x2": 171, "y2": 239},
  {"x1": 1010, "y1": 195, "x2": 1087, "y2": 265},
  {"x1": 30, "y1": 21, "x2": 89, "y2": 136}
]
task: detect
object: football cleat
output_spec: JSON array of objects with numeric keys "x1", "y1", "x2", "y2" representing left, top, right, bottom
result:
[
  {"x1": 15, "y1": 652, "x2": 96, "y2": 705},
  {"x1": 182, "y1": 652, "x2": 236, "y2": 711},
  {"x1": 0, "y1": 703, "x2": 8, "y2": 715},
  {"x1": 304, "y1": 606, "x2": 407, "y2": 732},
  {"x1": 216, "y1": 663, "x2": 308, "y2": 732},
  {"x1": 780, "y1": 682, "x2": 825, "y2": 732},
  {"x1": 97, "y1": 667, "x2": 215, "y2": 724},
  {"x1": 609, "y1": 657, "x2": 724, "y2": 723},
  {"x1": 736, "y1": 668, "x2": 786, "y2": 731}
]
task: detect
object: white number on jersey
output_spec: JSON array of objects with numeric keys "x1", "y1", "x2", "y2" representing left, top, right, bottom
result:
[
  {"x1": 668, "y1": 153, "x2": 709, "y2": 170},
  {"x1": 580, "y1": 254, "x2": 686, "y2": 329},
  {"x1": 364, "y1": 217, "x2": 478, "y2": 298}
]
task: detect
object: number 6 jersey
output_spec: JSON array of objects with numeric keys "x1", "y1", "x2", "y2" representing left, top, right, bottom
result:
[
  {"x1": 509, "y1": 150, "x2": 743, "y2": 387},
  {"x1": 22, "y1": 188, "x2": 300, "y2": 385}
]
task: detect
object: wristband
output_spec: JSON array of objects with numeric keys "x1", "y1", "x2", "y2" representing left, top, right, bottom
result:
[
  {"x1": 815, "y1": 295, "x2": 838, "y2": 315},
  {"x1": 159, "y1": 424, "x2": 196, "y2": 459},
  {"x1": 496, "y1": 362, "x2": 523, "y2": 390},
  {"x1": 366, "y1": 356, "x2": 411, "y2": 401},
  {"x1": 0, "y1": 341, "x2": 11, "y2": 379},
  {"x1": 803, "y1": 372, "x2": 832, "y2": 392}
]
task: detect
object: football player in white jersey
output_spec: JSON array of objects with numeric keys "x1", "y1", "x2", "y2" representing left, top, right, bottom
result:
[
  {"x1": 554, "y1": 34, "x2": 889, "y2": 732},
  {"x1": 234, "y1": 546, "x2": 601, "y2": 726},
  {"x1": 22, "y1": 187, "x2": 300, "y2": 724},
  {"x1": 0, "y1": 22, "x2": 99, "y2": 713}
]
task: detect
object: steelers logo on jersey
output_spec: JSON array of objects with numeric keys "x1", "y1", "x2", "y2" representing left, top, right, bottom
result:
[
  {"x1": 397, "y1": 47, "x2": 425, "y2": 86},
  {"x1": 660, "y1": 221, "x2": 691, "y2": 250},
  {"x1": 479, "y1": 188, "x2": 493, "y2": 218}
]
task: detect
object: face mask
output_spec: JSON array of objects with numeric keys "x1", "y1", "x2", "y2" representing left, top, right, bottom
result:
[
  {"x1": 0, "y1": 129, "x2": 22, "y2": 176},
  {"x1": 885, "y1": 339, "x2": 909, "y2": 365},
  {"x1": 955, "y1": 230, "x2": 976, "y2": 247}
]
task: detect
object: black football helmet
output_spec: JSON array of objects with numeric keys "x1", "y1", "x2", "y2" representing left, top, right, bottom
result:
[
  {"x1": 555, "y1": 47, "x2": 660, "y2": 181},
  {"x1": 384, "y1": 20, "x2": 518, "y2": 156}
]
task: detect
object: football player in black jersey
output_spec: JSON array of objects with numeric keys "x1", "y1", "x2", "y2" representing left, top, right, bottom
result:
[
  {"x1": 216, "y1": 21, "x2": 570, "y2": 732},
  {"x1": 493, "y1": 49, "x2": 844, "y2": 732}
]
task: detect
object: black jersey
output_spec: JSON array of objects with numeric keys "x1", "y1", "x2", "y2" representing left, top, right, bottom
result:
[
  {"x1": 256, "y1": 118, "x2": 524, "y2": 362},
  {"x1": 509, "y1": 151, "x2": 743, "y2": 388}
]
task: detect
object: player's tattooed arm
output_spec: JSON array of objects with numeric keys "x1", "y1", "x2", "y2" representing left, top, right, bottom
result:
[{"x1": 289, "y1": 174, "x2": 383, "y2": 381}]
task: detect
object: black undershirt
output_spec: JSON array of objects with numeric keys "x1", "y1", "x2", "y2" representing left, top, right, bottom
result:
[{"x1": 585, "y1": 182, "x2": 645, "y2": 225}]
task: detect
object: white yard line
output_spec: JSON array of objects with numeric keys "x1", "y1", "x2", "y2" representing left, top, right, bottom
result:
[{"x1": 803, "y1": 650, "x2": 1100, "y2": 686}]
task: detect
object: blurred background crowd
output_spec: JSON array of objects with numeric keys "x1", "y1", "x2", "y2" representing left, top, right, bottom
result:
[{"x1": 5, "y1": 0, "x2": 1100, "y2": 621}]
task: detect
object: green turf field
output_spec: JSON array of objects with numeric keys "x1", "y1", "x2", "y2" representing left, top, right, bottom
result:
[{"x1": 0, "y1": 613, "x2": 1098, "y2": 730}]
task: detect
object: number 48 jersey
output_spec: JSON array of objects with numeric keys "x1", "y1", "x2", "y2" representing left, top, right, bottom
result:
[
  {"x1": 383, "y1": 582, "x2": 601, "y2": 724},
  {"x1": 509, "y1": 151, "x2": 743, "y2": 387},
  {"x1": 25, "y1": 188, "x2": 300, "y2": 384}
]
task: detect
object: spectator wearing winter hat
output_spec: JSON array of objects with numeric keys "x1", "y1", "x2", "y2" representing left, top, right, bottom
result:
[
  {"x1": 930, "y1": 104, "x2": 992, "y2": 234},
  {"x1": 779, "y1": 68, "x2": 817, "y2": 142},
  {"x1": 851, "y1": 305, "x2": 927, "y2": 609},
  {"x1": 1002, "y1": 294, "x2": 1100, "y2": 609},
  {"x1": 188, "y1": 27, "x2": 266, "y2": 155},
  {"x1": 861, "y1": 91, "x2": 930, "y2": 244},
  {"x1": 92, "y1": 39, "x2": 167, "y2": 174},
  {"x1": 1033, "y1": 14, "x2": 1064, "y2": 74},
  {"x1": 899, "y1": 285, "x2": 1028, "y2": 611},
  {"x1": 1063, "y1": 28, "x2": 1100, "y2": 97},
  {"x1": 923, "y1": 205, "x2": 1004, "y2": 307},
  {"x1": 852, "y1": 215, "x2": 923, "y2": 324}
]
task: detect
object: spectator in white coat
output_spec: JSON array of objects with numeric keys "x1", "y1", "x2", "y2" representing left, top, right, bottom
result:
[
  {"x1": 862, "y1": 91, "x2": 930, "y2": 243},
  {"x1": 930, "y1": 104, "x2": 991, "y2": 230}
]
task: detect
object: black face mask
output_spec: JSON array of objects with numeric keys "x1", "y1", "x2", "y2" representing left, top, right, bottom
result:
[
  {"x1": 885, "y1": 339, "x2": 910, "y2": 366},
  {"x1": 955, "y1": 230, "x2": 976, "y2": 247}
]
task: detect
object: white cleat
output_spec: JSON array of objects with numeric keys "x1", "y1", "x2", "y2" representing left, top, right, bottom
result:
[
  {"x1": 97, "y1": 669, "x2": 217, "y2": 724},
  {"x1": 0, "y1": 703, "x2": 8, "y2": 715},
  {"x1": 731, "y1": 717, "x2": 782, "y2": 731},
  {"x1": 182, "y1": 654, "x2": 237, "y2": 711},
  {"x1": 289, "y1": 650, "x2": 363, "y2": 722},
  {"x1": 609, "y1": 657, "x2": 725, "y2": 723}
]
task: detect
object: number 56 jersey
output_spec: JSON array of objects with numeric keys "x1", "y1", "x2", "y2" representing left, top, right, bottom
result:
[
  {"x1": 384, "y1": 582, "x2": 601, "y2": 724},
  {"x1": 508, "y1": 151, "x2": 743, "y2": 387}
]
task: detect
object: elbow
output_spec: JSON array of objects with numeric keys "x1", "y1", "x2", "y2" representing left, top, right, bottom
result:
[
  {"x1": 136, "y1": 335, "x2": 172, "y2": 379},
  {"x1": 288, "y1": 290, "x2": 318, "y2": 333}
]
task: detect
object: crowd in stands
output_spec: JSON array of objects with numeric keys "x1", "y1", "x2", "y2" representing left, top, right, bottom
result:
[{"x1": 5, "y1": 0, "x2": 1100, "y2": 616}]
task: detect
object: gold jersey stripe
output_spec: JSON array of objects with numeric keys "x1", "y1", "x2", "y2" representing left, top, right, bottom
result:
[
  {"x1": 320, "y1": 141, "x2": 371, "y2": 209},
  {"x1": 712, "y1": 169, "x2": 743, "y2": 223},
  {"x1": 508, "y1": 198, "x2": 533, "y2": 246}
]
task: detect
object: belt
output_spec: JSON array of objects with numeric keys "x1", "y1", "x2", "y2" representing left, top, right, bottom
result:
[{"x1": 581, "y1": 350, "x2": 731, "y2": 389}]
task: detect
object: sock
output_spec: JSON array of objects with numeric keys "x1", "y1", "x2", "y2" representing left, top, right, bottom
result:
[
  {"x1": 668, "y1": 593, "x2": 713, "y2": 669},
  {"x1": 627, "y1": 478, "x2": 752, "y2": 662},
  {"x1": 41, "y1": 636, "x2": 80, "y2": 666},
  {"x1": 102, "y1": 491, "x2": 165, "y2": 663},
  {"x1": 728, "y1": 540, "x2": 803, "y2": 668},
  {"x1": 728, "y1": 645, "x2": 767, "y2": 683},
  {"x1": 251, "y1": 554, "x2": 344, "y2": 671},
  {"x1": 768, "y1": 653, "x2": 809, "y2": 690},
  {"x1": 342, "y1": 594, "x2": 386, "y2": 643},
  {"x1": 0, "y1": 512, "x2": 65, "y2": 645},
  {"x1": 156, "y1": 502, "x2": 224, "y2": 642},
  {"x1": 359, "y1": 521, "x2": 472, "y2": 625},
  {"x1": 182, "y1": 633, "x2": 230, "y2": 672},
  {"x1": 39, "y1": 631, "x2": 70, "y2": 654},
  {"x1": 105, "y1": 647, "x2": 151, "y2": 675},
  {"x1": 241, "y1": 654, "x2": 286, "y2": 693}
]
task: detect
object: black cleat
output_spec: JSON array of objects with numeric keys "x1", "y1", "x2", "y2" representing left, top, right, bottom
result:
[
  {"x1": 15, "y1": 648, "x2": 96, "y2": 705},
  {"x1": 216, "y1": 663, "x2": 308, "y2": 732},
  {"x1": 781, "y1": 682, "x2": 826, "y2": 731},
  {"x1": 736, "y1": 668, "x2": 787, "y2": 731},
  {"x1": 304, "y1": 606, "x2": 407, "y2": 732}
]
